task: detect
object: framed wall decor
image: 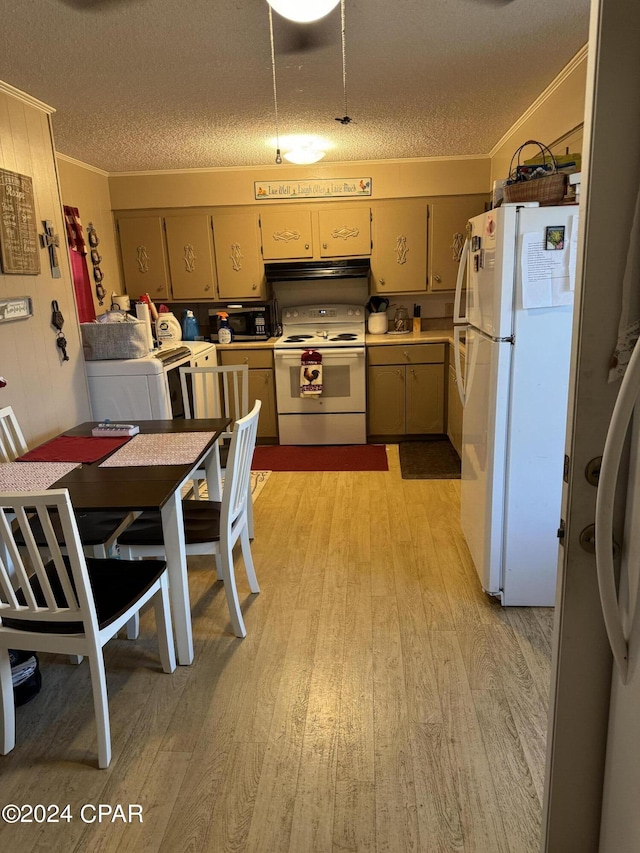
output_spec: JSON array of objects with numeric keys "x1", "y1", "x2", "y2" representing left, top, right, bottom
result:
[{"x1": 0, "y1": 168, "x2": 41, "y2": 275}]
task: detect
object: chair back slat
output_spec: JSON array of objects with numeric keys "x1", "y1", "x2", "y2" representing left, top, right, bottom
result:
[
  {"x1": 179, "y1": 365, "x2": 249, "y2": 441},
  {"x1": 0, "y1": 490, "x2": 93, "y2": 625},
  {"x1": 222, "y1": 401, "x2": 261, "y2": 530},
  {"x1": 0, "y1": 405, "x2": 28, "y2": 463}
]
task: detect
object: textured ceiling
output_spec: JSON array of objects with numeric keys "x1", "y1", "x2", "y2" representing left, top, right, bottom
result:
[{"x1": 0, "y1": 0, "x2": 590, "y2": 173}]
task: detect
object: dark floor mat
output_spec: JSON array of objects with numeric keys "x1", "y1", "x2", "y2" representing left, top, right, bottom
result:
[{"x1": 399, "y1": 439, "x2": 461, "y2": 479}]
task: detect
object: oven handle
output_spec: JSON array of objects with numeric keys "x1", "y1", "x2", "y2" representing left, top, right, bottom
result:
[{"x1": 274, "y1": 348, "x2": 365, "y2": 360}]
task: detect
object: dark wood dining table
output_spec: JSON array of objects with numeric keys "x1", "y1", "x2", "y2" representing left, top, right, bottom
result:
[{"x1": 53, "y1": 418, "x2": 231, "y2": 665}]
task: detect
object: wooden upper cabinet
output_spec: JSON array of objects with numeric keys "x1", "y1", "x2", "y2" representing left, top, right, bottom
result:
[
  {"x1": 164, "y1": 214, "x2": 216, "y2": 300},
  {"x1": 117, "y1": 216, "x2": 170, "y2": 301},
  {"x1": 260, "y1": 209, "x2": 313, "y2": 260},
  {"x1": 212, "y1": 212, "x2": 265, "y2": 300},
  {"x1": 429, "y1": 195, "x2": 486, "y2": 291},
  {"x1": 371, "y1": 200, "x2": 429, "y2": 293},
  {"x1": 317, "y1": 205, "x2": 371, "y2": 257}
]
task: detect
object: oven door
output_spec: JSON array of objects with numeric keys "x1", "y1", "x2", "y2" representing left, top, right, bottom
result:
[{"x1": 274, "y1": 347, "x2": 366, "y2": 414}]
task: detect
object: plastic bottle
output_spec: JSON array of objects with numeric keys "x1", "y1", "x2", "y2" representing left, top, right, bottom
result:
[
  {"x1": 155, "y1": 311, "x2": 182, "y2": 343},
  {"x1": 181, "y1": 309, "x2": 199, "y2": 340},
  {"x1": 216, "y1": 312, "x2": 233, "y2": 344}
]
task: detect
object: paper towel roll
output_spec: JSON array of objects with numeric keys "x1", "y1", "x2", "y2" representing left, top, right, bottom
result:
[{"x1": 135, "y1": 301, "x2": 154, "y2": 351}]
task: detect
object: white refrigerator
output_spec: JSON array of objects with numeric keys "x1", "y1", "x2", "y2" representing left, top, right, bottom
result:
[{"x1": 453, "y1": 202, "x2": 580, "y2": 605}]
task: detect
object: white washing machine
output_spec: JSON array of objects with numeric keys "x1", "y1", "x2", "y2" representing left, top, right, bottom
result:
[{"x1": 84, "y1": 340, "x2": 216, "y2": 421}]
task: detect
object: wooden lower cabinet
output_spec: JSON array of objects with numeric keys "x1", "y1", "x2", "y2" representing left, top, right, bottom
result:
[
  {"x1": 218, "y1": 349, "x2": 278, "y2": 441},
  {"x1": 367, "y1": 344, "x2": 445, "y2": 436}
]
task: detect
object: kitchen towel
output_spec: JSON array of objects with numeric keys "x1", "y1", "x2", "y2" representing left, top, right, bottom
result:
[
  {"x1": 17, "y1": 434, "x2": 130, "y2": 464},
  {"x1": 609, "y1": 180, "x2": 640, "y2": 381},
  {"x1": 300, "y1": 349, "x2": 323, "y2": 397}
]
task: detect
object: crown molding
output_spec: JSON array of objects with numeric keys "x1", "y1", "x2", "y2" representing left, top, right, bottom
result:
[
  {"x1": 0, "y1": 79, "x2": 55, "y2": 114},
  {"x1": 56, "y1": 152, "x2": 110, "y2": 178},
  {"x1": 489, "y1": 44, "x2": 588, "y2": 158}
]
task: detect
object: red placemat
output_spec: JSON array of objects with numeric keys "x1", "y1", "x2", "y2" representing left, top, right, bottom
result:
[{"x1": 17, "y1": 434, "x2": 131, "y2": 464}]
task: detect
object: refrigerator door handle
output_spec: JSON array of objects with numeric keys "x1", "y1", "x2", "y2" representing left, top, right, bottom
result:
[
  {"x1": 453, "y1": 237, "x2": 470, "y2": 324},
  {"x1": 595, "y1": 341, "x2": 640, "y2": 684},
  {"x1": 454, "y1": 326, "x2": 467, "y2": 406}
]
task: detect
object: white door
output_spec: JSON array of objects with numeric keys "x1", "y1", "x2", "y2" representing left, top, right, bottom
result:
[
  {"x1": 543, "y1": 1, "x2": 640, "y2": 848},
  {"x1": 460, "y1": 328, "x2": 512, "y2": 598},
  {"x1": 598, "y1": 418, "x2": 640, "y2": 852}
]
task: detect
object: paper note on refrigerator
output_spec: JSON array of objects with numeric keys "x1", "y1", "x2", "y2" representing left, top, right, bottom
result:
[{"x1": 521, "y1": 228, "x2": 573, "y2": 309}]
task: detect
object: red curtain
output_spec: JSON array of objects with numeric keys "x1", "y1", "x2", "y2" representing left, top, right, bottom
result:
[{"x1": 63, "y1": 206, "x2": 96, "y2": 323}]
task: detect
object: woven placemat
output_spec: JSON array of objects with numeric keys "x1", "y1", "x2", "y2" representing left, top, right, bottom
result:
[
  {"x1": 399, "y1": 439, "x2": 461, "y2": 479},
  {"x1": 99, "y1": 432, "x2": 215, "y2": 467},
  {"x1": 0, "y1": 461, "x2": 80, "y2": 491}
]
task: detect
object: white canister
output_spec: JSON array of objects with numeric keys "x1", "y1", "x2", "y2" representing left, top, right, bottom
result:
[
  {"x1": 367, "y1": 312, "x2": 388, "y2": 334},
  {"x1": 155, "y1": 312, "x2": 182, "y2": 343},
  {"x1": 111, "y1": 293, "x2": 130, "y2": 312}
]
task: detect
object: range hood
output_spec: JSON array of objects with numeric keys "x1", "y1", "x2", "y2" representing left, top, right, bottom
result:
[{"x1": 264, "y1": 258, "x2": 370, "y2": 282}]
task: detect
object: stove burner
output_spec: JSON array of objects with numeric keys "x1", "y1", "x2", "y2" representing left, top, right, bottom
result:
[
  {"x1": 330, "y1": 333, "x2": 358, "y2": 341},
  {"x1": 284, "y1": 335, "x2": 314, "y2": 343}
]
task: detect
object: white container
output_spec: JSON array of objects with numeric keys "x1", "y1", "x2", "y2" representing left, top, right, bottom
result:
[
  {"x1": 368, "y1": 312, "x2": 388, "y2": 334},
  {"x1": 155, "y1": 312, "x2": 182, "y2": 343}
]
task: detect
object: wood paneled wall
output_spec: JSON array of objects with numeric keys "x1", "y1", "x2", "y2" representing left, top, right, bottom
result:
[{"x1": 0, "y1": 83, "x2": 91, "y2": 447}]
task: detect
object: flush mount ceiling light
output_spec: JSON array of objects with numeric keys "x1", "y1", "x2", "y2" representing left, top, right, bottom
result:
[
  {"x1": 267, "y1": 0, "x2": 340, "y2": 24},
  {"x1": 283, "y1": 146, "x2": 326, "y2": 165}
]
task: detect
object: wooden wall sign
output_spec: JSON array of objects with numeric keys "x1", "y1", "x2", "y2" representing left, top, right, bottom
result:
[{"x1": 0, "y1": 168, "x2": 41, "y2": 275}]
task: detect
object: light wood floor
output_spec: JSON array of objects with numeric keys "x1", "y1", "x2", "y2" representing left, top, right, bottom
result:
[{"x1": 0, "y1": 446, "x2": 554, "y2": 853}]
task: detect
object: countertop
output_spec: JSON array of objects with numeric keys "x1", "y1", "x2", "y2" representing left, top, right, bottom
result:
[
  {"x1": 365, "y1": 329, "x2": 455, "y2": 347},
  {"x1": 212, "y1": 338, "x2": 279, "y2": 351},
  {"x1": 212, "y1": 330, "x2": 457, "y2": 350}
]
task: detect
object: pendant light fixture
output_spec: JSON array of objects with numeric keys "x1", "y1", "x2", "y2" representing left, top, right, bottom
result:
[
  {"x1": 267, "y1": 0, "x2": 340, "y2": 24},
  {"x1": 335, "y1": 0, "x2": 352, "y2": 126}
]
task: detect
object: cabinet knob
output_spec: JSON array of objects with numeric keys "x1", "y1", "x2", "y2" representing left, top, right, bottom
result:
[
  {"x1": 252, "y1": 283, "x2": 257, "y2": 290},
  {"x1": 156, "y1": 286, "x2": 163, "y2": 293},
  {"x1": 380, "y1": 278, "x2": 385, "y2": 285},
  {"x1": 434, "y1": 274, "x2": 442, "y2": 283},
  {"x1": 305, "y1": 243, "x2": 310, "y2": 250},
  {"x1": 244, "y1": 357, "x2": 249, "y2": 364},
  {"x1": 396, "y1": 369, "x2": 402, "y2": 377},
  {"x1": 322, "y1": 243, "x2": 327, "y2": 249},
  {"x1": 403, "y1": 350, "x2": 409, "y2": 359},
  {"x1": 205, "y1": 284, "x2": 211, "y2": 291}
]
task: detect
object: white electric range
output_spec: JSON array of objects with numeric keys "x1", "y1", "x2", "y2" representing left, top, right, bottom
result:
[{"x1": 273, "y1": 304, "x2": 366, "y2": 445}]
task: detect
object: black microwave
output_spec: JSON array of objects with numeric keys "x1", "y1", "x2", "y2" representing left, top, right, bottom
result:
[{"x1": 208, "y1": 303, "x2": 275, "y2": 342}]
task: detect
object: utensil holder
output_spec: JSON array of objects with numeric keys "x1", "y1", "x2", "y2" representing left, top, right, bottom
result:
[{"x1": 368, "y1": 313, "x2": 388, "y2": 334}]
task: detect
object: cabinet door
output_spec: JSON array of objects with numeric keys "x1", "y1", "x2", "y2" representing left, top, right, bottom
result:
[
  {"x1": 117, "y1": 216, "x2": 170, "y2": 301},
  {"x1": 164, "y1": 215, "x2": 216, "y2": 299},
  {"x1": 429, "y1": 195, "x2": 486, "y2": 291},
  {"x1": 406, "y1": 363, "x2": 444, "y2": 434},
  {"x1": 248, "y1": 368, "x2": 278, "y2": 440},
  {"x1": 260, "y1": 209, "x2": 313, "y2": 260},
  {"x1": 368, "y1": 365, "x2": 405, "y2": 435},
  {"x1": 371, "y1": 200, "x2": 429, "y2": 294},
  {"x1": 212, "y1": 213, "x2": 265, "y2": 300},
  {"x1": 318, "y1": 206, "x2": 371, "y2": 257}
]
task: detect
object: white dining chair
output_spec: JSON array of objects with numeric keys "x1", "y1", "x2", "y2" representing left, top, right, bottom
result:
[
  {"x1": 0, "y1": 406, "x2": 28, "y2": 463},
  {"x1": 118, "y1": 401, "x2": 261, "y2": 638},
  {"x1": 178, "y1": 364, "x2": 255, "y2": 538},
  {"x1": 0, "y1": 405, "x2": 135, "y2": 563},
  {"x1": 0, "y1": 489, "x2": 175, "y2": 769}
]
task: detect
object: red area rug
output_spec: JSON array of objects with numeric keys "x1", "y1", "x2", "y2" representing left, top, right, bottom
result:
[{"x1": 252, "y1": 444, "x2": 388, "y2": 472}]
